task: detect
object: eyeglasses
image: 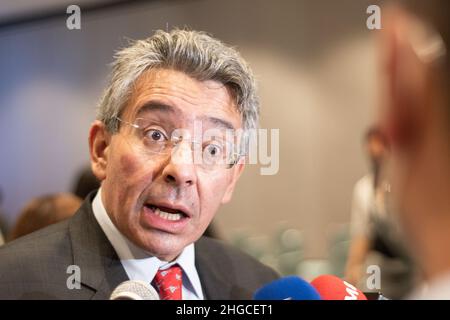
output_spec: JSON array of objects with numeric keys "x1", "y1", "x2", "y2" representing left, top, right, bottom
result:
[{"x1": 115, "y1": 117, "x2": 242, "y2": 170}]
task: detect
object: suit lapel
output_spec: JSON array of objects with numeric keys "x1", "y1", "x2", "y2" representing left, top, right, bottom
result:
[
  {"x1": 195, "y1": 243, "x2": 232, "y2": 299},
  {"x1": 69, "y1": 192, "x2": 129, "y2": 299},
  {"x1": 195, "y1": 237, "x2": 253, "y2": 299}
]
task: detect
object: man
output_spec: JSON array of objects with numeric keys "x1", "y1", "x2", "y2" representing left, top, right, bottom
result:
[
  {"x1": 376, "y1": 1, "x2": 450, "y2": 298},
  {"x1": 0, "y1": 29, "x2": 278, "y2": 299},
  {"x1": 345, "y1": 127, "x2": 415, "y2": 299}
]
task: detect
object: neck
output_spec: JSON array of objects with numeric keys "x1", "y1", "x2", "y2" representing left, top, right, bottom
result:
[
  {"x1": 414, "y1": 217, "x2": 450, "y2": 281},
  {"x1": 405, "y1": 127, "x2": 450, "y2": 281}
]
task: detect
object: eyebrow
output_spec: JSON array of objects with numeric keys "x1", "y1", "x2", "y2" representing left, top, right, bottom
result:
[
  {"x1": 135, "y1": 102, "x2": 175, "y2": 117},
  {"x1": 203, "y1": 116, "x2": 235, "y2": 131},
  {"x1": 135, "y1": 100, "x2": 236, "y2": 130}
]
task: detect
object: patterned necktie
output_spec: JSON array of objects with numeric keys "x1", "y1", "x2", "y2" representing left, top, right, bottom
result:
[{"x1": 153, "y1": 264, "x2": 183, "y2": 300}]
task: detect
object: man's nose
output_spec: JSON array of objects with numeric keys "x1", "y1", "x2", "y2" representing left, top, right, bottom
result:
[{"x1": 162, "y1": 140, "x2": 197, "y2": 187}]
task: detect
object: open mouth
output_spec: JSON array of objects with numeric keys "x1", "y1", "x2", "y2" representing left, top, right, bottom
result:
[{"x1": 144, "y1": 204, "x2": 189, "y2": 222}]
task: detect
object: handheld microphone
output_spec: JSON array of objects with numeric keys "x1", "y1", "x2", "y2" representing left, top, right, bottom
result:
[
  {"x1": 110, "y1": 280, "x2": 160, "y2": 300},
  {"x1": 310, "y1": 275, "x2": 367, "y2": 300},
  {"x1": 254, "y1": 276, "x2": 322, "y2": 300}
]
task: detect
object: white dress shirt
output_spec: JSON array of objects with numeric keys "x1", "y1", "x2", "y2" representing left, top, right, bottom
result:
[{"x1": 92, "y1": 188, "x2": 204, "y2": 300}]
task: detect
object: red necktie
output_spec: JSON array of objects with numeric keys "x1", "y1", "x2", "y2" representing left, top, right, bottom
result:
[{"x1": 153, "y1": 264, "x2": 183, "y2": 300}]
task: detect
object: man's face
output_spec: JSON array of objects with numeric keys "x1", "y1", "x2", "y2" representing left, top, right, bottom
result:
[
  {"x1": 366, "y1": 135, "x2": 387, "y2": 166},
  {"x1": 91, "y1": 69, "x2": 244, "y2": 261}
]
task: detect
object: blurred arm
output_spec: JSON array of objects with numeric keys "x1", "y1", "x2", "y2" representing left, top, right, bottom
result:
[{"x1": 345, "y1": 176, "x2": 373, "y2": 285}]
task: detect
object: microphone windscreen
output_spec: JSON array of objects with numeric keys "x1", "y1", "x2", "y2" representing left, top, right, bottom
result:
[
  {"x1": 310, "y1": 275, "x2": 367, "y2": 300},
  {"x1": 254, "y1": 276, "x2": 322, "y2": 300},
  {"x1": 110, "y1": 280, "x2": 160, "y2": 300}
]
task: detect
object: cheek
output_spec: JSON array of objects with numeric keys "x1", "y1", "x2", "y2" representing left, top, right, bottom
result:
[
  {"x1": 117, "y1": 152, "x2": 159, "y2": 183},
  {"x1": 119, "y1": 153, "x2": 141, "y2": 176},
  {"x1": 197, "y1": 172, "x2": 232, "y2": 213},
  {"x1": 109, "y1": 152, "x2": 155, "y2": 209}
]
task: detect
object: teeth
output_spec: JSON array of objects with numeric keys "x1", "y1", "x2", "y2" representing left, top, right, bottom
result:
[{"x1": 152, "y1": 207, "x2": 182, "y2": 221}]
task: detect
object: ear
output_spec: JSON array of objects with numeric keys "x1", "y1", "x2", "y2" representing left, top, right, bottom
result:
[
  {"x1": 221, "y1": 159, "x2": 245, "y2": 204},
  {"x1": 380, "y1": 9, "x2": 430, "y2": 151},
  {"x1": 89, "y1": 120, "x2": 111, "y2": 181}
]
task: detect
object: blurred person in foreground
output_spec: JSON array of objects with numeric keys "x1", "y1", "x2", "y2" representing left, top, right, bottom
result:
[
  {"x1": 377, "y1": 0, "x2": 450, "y2": 298},
  {"x1": 8, "y1": 194, "x2": 81, "y2": 241},
  {"x1": 345, "y1": 127, "x2": 416, "y2": 299},
  {"x1": 0, "y1": 29, "x2": 278, "y2": 299}
]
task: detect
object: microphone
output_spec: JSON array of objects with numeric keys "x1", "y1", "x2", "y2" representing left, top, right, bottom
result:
[
  {"x1": 363, "y1": 292, "x2": 391, "y2": 300},
  {"x1": 310, "y1": 275, "x2": 367, "y2": 300},
  {"x1": 253, "y1": 276, "x2": 322, "y2": 300},
  {"x1": 110, "y1": 280, "x2": 160, "y2": 300}
]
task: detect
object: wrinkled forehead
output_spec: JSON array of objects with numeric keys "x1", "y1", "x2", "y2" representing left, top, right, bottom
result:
[{"x1": 121, "y1": 69, "x2": 242, "y2": 130}]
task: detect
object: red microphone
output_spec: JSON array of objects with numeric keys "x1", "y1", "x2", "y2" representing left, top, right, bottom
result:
[{"x1": 310, "y1": 275, "x2": 368, "y2": 300}]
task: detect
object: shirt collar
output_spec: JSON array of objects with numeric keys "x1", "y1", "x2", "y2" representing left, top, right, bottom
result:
[{"x1": 92, "y1": 188, "x2": 203, "y2": 299}]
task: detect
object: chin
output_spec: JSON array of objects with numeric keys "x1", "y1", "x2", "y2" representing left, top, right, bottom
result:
[{"x1": 138, "y1": 232, "x2": 190, "y2": 259}]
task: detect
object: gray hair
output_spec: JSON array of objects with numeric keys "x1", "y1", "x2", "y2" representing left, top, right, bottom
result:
[{"x1": 97, "y1": 29, "x2": 260, "y2": 137}]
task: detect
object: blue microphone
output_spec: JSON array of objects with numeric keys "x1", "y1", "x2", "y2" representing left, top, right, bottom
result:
[{"x1": 253, "y1": 276, "x2": 322, "y2": 300}]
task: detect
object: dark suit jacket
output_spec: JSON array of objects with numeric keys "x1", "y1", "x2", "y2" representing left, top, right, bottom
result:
[{"x1": 0, "y1": 192, "x2": 279, "y2": 299}]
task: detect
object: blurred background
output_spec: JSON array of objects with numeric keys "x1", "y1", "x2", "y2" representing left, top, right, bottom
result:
[{"x1": 0, "y1": 0, "x2": 386, "y2": 290}]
